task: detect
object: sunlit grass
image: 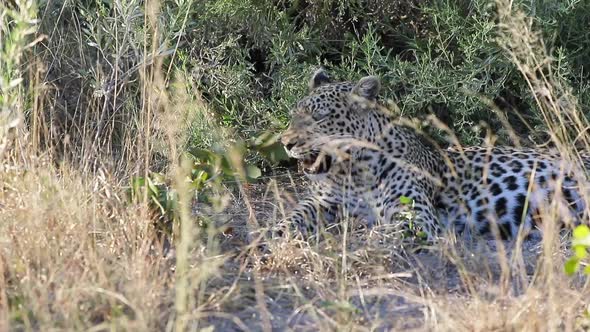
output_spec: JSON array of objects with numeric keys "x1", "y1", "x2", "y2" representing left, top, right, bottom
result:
[{"x1": 0, "y1": 0, "x2": 589, "y2": 330}]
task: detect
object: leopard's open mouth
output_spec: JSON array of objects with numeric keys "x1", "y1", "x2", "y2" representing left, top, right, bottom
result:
[{"x1": 301, "y1": 151, "x2": 333, "y2": 174}]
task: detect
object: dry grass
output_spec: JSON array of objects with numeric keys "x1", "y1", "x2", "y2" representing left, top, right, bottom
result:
[
  {"x1": 1, "y1": 164, "x2": 589, "y2": 331},
  {"x1": 1, "y1": 0, "x2": 590, "y2": 331}
]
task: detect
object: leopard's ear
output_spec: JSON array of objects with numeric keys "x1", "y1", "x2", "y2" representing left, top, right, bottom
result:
[
  {"x1": 309, "y1": 68, "x2": 330, "y2": 91},
  {"x1": 352, "y1": 75, "x2": 380, "y2": 100}
]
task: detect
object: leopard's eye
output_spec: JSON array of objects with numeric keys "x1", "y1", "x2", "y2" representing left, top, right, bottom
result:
[{"x1": 312, "y1": 107, "x2": 331, "y2": 120}]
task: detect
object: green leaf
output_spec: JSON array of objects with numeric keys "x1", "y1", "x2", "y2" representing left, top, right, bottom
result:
[
  {"x1": 574, "y1": 245, "x2": 588, "y2": 259},
  {"x1": 192, "y1": 170, "x2": 209, "y2": 189},
  {"x1": 251, "y1": 131, "x2": 280, "y2": 148},
  {"x1": 220, "y1": 155, "x2": 235, "y2": 177},
  {"x1": 130, "y1": 177, "x2": 146, "y2": 193},
  {"x1": 150, "y1": 172, "x2": 167, "y2": 185},
  {"x1": 256, "y1": 141, "x2": 290, "y2": 163},
  {"x1": 150, "y1": 194, "x2": 166, "y2": 214},
  {"x1": 165, "y1": 190, "x2": 179, "y2": 215},
  {"x1": 246, "y1": 165, "x2": 262, "y2": 179},
  {"x1": 399, "y1": 196, "x2": 413, "y2": 205},
  {"x1": 416, "y1": 231, "x2": 428, "y2": 239},
  {"x1": 564, "y1": 257, "x2": 579, "y2": 276},
  {"x1": 573, "y1": 225, "x2": 590, "y2": 240},
  {"x1": 146, "y1": 177, "x2": 159, "y2": 196},
  {"x1": 584, "y1": 265, "x2": 590, "y2": 275},
  {"x1": 250, "y1": 131, "x2": 290, "y2": 163}
]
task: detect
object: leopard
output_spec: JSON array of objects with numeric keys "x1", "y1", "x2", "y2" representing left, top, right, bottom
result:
[{"x1": 279, "y1": 69, "x2": 590, "y2": 241}]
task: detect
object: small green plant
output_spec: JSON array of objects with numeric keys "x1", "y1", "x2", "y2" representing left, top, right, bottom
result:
[
  {"x1": 130, "y1": 172, "x2": 177, "y2": 221},
  {"x1": 128, "y1": 132, "x2": 290, "y2": 234},
  {"x1": 397, "y1": 195, "x2": 429, "y2": 242},
  {"x1": 564, "y1": 225, "x2": 590, "y2": 275}
]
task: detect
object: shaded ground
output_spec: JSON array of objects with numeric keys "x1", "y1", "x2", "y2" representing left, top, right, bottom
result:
[{"x1": 186, "y1": 171, "x2": 567, "y2": 332}]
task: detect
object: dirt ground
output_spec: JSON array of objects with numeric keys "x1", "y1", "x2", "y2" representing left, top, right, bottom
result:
[{"x1": 181, "y1": 171, "x2": 585, "y2": 332}]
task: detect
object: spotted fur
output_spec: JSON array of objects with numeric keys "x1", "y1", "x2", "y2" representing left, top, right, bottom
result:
[{"x1": 280, "y1": 70, "x2": 590, "y2": 240}]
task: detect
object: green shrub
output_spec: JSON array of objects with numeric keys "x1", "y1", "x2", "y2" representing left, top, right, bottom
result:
[{"x1": 30, "y1": 0, "x2": 590, "y2": 162}]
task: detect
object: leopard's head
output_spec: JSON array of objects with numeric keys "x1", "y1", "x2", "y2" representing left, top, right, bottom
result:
[{"x1": 281, "y1": 69, "x2": 381, "y2": 175}]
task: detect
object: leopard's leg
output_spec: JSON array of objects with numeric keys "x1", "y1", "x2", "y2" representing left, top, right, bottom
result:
[
  {"x1": 378, "y1": 185, "x2": 441, "y2": 241},
  {"x1": 275, "y1": 196, "x2": 339, "y2": 239},
  {"x1": 408, "y1": 192, "x2": 441, "y2": 240}
]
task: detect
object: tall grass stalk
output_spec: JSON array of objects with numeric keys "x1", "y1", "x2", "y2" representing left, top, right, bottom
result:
[{"x1": 0, "y1": 1, "x2": 37, "y2": 162}]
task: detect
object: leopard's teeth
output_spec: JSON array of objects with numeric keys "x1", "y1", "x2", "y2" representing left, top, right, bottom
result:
[{"x1": 304, "y1": 165, "x2": 317, "y2": 173}]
